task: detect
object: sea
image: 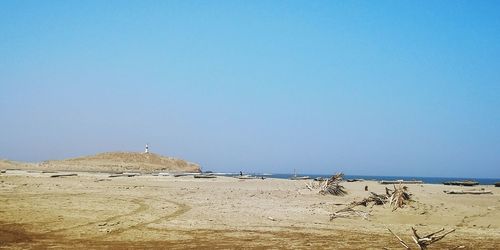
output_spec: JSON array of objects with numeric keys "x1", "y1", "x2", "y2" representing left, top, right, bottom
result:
[{"x1": 220, "y1": 173, "x2": 500, "y2": 185}]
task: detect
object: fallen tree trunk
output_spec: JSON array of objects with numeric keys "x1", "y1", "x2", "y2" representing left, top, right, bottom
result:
[
  {"x1": 109, "y1": 174, "x2": 137, "y2": 178},
  {"x1": 444, "y1": 190, "x2": 492, "y2": 195},
  {"x1": 50, "y1": 173, "x2": 77, "y2": 178}
]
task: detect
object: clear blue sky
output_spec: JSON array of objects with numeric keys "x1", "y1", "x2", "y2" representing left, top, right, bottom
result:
[{"x1": 1, "y1": 1, "x2": 499, "y2": 178}]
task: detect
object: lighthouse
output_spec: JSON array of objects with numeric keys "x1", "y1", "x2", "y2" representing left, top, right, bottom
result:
[{"x1": 145, "y1": 144, "x2": 149, "y2": 153}]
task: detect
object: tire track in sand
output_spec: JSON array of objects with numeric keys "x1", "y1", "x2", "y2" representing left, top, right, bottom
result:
[
  {"x1": 95, "y1": 197, "x2": 191, "y2": 238},
  {"x1": 49, "y1": 198, "x2": 148, "y2": 234}
]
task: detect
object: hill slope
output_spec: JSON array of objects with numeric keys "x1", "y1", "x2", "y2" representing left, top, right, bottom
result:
[
  {"x1": 0, "y1": 159, "x2": 37, "y2": 170},
  {"x1": 38, "y1": 152, "x2": 201, "y2": 173}
]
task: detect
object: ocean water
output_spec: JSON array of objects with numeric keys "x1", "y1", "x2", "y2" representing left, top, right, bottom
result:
[{"x1": 246, "y1": 174, "x2": 500, "y2": 185}]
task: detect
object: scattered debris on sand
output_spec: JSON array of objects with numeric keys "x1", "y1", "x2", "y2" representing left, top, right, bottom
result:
[
  {"x1": 388, "y1": 227, "x2": 463, "y2": 250},
  {"x1": 351, "y1": 184, "x2": 412, "y2": 211},
  {"x1": 330, "y1": 184, "x2": 413, "y2": 220}
]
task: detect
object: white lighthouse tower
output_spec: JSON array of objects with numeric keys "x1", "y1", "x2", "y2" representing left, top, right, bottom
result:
[{"x1": 145, "y1": 143, "x2": 149, "y2": 153}]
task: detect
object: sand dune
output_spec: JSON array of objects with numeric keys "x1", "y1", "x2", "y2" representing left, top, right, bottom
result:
[
  {"x1": 0, "y1": 159, "x2": 37, "y2": 170},
  {"x1": 1, "y1": 152, "x2": 201, "y2": 173}
]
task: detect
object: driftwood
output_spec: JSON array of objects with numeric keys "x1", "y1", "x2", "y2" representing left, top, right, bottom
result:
[
  {"x1": 346, "y1": 185, "x2": 411, "y2": 212},
  {"x1": 388, "y1": 185, "x2": 412, "y2": 210},
  {"x1": 330, "y1": 207, "x2": 369, "y2": 220},
  {"x1": 194, "y1": 174, "x2": 216, "y2": 178},
  {"x1": 173, "y1": 173, "x2": 188, "y2": 177},
  {"x1": 444, "y1": 190, "x2": 492, "y2": 195},
  {"x1": 319, "y1": 173, "x2": 348, "y2": 196},
  {"x1": 346, "y1": 178, "x2": 364, "y2": 182},
  {"x1": 50, "y1": 173, "x2": 77, "y2": 178},
  {"x1": 330, "y1": 186, "x2": 412, "y2": 222},
  {"x1": 388, "y1": 227, "x2": 463, "y2": 250},
  {"x1": 109, "y1": 174, "x2": 137, "y2": 178},
  {"x1": 330, "y1": 192, "x2": 383, "y2": 220},
  {"x1": 350, "y1": 192, "x2": 388, "y2": 208}
]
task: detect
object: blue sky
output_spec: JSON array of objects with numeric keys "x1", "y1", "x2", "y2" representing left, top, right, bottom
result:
[{"x1": 1, "y1": 1, "x2": 499, "y2": 177}]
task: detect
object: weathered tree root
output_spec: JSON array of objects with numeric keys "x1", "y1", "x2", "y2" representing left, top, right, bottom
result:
[{"x1": 388, "y1": 227, "x2": 464, "y2": 249}]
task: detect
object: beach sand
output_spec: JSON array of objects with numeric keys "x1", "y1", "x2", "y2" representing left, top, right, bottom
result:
[{"x1": 1, "y1": 171, "x2": 499, "y2": 249}]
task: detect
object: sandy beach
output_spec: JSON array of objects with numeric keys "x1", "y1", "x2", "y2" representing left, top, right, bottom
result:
[{"x1": 1, "y1": 170, "x2": 499, "y2": 249}]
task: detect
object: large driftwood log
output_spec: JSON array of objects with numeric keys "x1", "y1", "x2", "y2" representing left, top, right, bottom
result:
[
  {"x1": 444, "y1": 190, "x2": 492, "y2": 195},
  {"x1": 50, "y1": 173, "x2": 77, "y2": 178}
]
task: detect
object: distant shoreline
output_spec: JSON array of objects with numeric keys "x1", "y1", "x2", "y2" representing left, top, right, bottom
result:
[
  {"x1": 4, "y1": 168, "x2": 498, "y2": 185},
  {"x1": 215, "y1": 173, "x2": 500, "y2": 185}
]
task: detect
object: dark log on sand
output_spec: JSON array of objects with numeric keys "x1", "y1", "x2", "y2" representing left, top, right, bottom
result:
[
  {"x1": 173, "y1": 174, "x2": 188, "y2": 177},
  {"x1": 194, "y1": 174, "x2": 216, "y2": 178},
  {"x1": 443, "y1": 180, "x2": 479, "y2": 186},
  {"x1": 379, "y1": 180, "x2": 423, "y2": 184},
  {"x1": 50, "y1": 173, "x2": 78, "y2": 178},
  {"x1": 346, "y1": 178, "x2": 364, "y2": 182},
  {"x1": 108, "y1": 174, "x2": 137, "y2": 178}
]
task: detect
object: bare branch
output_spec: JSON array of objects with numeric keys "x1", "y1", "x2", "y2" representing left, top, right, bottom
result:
[{"x1": 388, "y1": 228, "x2": 410, "y2": 249}]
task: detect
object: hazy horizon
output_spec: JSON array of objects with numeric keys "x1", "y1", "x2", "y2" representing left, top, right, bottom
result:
[{"x1": 1, "y1": 1, "x2": 499, "y2": 178}]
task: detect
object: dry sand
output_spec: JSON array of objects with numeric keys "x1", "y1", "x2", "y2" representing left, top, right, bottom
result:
[{"x1": 1, "y1": 170, "x2": 499, "y2": 249}]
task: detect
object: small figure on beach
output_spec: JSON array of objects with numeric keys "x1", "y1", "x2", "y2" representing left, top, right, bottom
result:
[
  {"x1": 365, "y1": 185, "x2": 368, "y2": 191},
  {"x1": 240, "y1": 171, "x2": 243, "y2": 176},
  {"x1": 145, "y1": 144, "x2": 149, "y2": 153}
]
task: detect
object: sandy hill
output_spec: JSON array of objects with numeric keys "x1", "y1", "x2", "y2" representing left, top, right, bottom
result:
[
  {"x1": 0, "y1": 159, "x2": 37, "y2": 170},
  {"x1": 37, "y1": 152, "x2": 201, "y2": 173}
]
